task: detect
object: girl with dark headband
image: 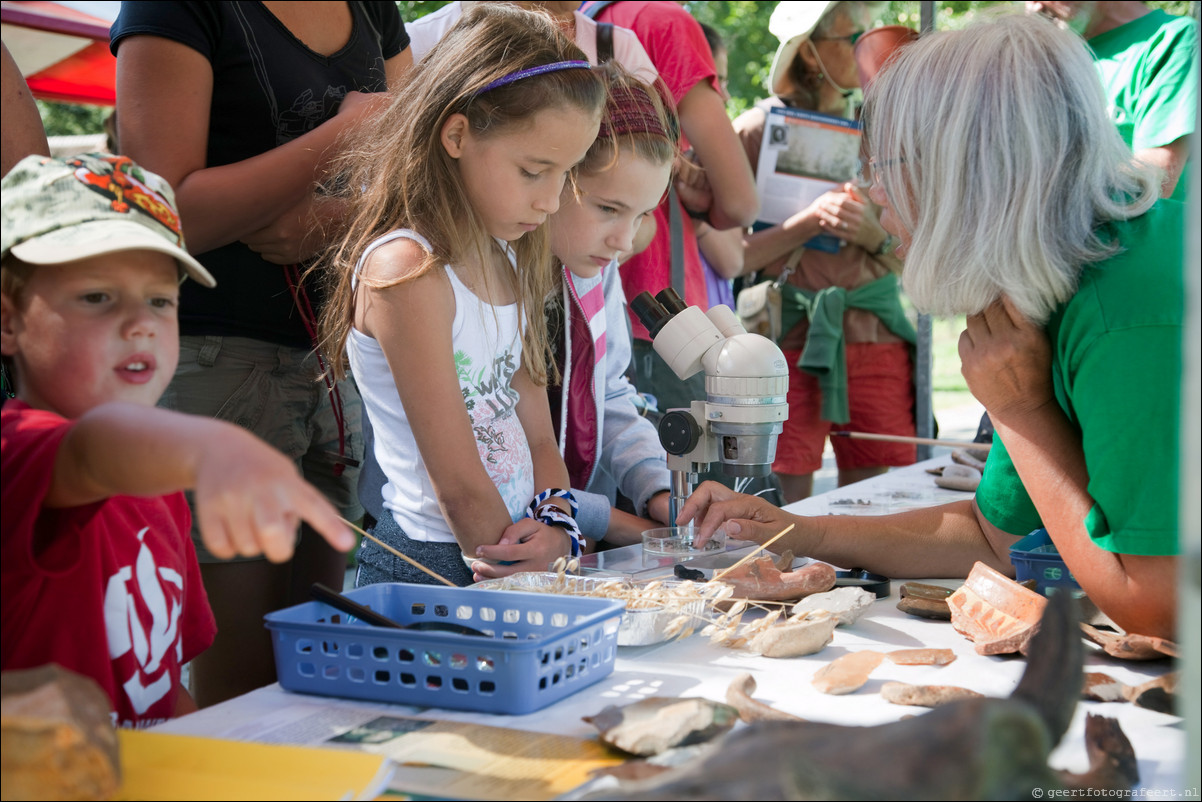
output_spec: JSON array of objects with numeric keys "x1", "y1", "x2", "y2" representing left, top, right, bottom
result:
[{"x1": 479, "y1": 67, "x2": 681, "y2": 568}]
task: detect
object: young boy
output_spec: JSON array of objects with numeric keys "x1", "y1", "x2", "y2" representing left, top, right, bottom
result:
[{"x1": 0, "y1": 154, "x2": 354, "y2": 727}]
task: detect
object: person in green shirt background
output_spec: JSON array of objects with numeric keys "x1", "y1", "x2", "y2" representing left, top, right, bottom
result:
[{"x1": 1028, "y1": 1, "x2": 1198, "y2": 201}]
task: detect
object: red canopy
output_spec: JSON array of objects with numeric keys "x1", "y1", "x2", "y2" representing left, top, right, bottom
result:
[{"x1": 2, "y1": 0, "x2": 116, "y2": 105}]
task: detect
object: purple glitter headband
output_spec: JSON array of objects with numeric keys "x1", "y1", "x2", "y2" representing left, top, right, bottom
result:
[{"x1": 477, "y1": 60, "x2": 592, "y2": 94}]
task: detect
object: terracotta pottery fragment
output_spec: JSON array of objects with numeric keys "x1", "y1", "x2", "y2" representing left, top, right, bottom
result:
[
  {"x1": 725, "y1": 673, "x2": 805, "y2": 723},
  {"x1": 1125, "y1": 672, "x2": 1177, "y2": 714},
  {"x1": 880, "y1": 681, "x2": 984, "y2": 707},
  {"x1": 1080, "y1": 624, "x2": 1178, "y2": 661},
  {"x1": 947, "y1": 562, "x2": 1047, "y2": 655},
  {"x1": 583, "y1": 697, "x2": 739, "y2": 757},
  {"x1": 718, "y1": 557, "x2": 836, "y2": 602},
  {"x1": 886, "y1": 648, "x2": 957, "y2": 666},
  {"x1": 790, "y1": 587, "x2": 876, "y2": 626},
  {"x1": 1081, "y1": 672, "x2": 1128, "y2": 703},
  {"x1": 811, "y1": 651, "x2": 886, "y2": 695}
]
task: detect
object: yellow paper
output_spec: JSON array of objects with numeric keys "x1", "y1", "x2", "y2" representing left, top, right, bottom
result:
[{"x1": 116, "y1": 729, "x2": 393, "y2": 801}]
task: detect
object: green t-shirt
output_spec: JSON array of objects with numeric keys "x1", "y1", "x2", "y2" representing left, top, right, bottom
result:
[
  {"x1": 1089, "y1": 9, "x2": 1198, "y2": 202},
  {"x1": 976, "y1": 201, "x2": 1184, "y2": 557}
]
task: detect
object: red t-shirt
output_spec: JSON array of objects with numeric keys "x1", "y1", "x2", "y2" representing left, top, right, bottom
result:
[
  {"x1": 590, "y1": 1, "x2": 722, "y2": 339},
  {"x1": 1, "y1": 401, "x2": 216, "y2": 728}
]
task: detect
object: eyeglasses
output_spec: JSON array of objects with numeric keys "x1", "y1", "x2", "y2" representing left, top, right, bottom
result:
[
  {"x1": 812, "y1": 30, "x2": 865, "y2": 45},
  {"x1": 855, "y1": 156, "x2": 906, "y2": 188}
]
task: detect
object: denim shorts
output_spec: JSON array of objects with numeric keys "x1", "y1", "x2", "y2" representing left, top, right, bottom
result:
[
  {"x1": 160, "y1": 335, "x2": 364, "y2": 562},
  {"x1": 355, "y1": 508, "x2": 476, "y2": 588}
]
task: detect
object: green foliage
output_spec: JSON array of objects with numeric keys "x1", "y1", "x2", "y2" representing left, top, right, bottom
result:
[{"x1": 36, "y1": 99, "x2": 109, "y2": 138}]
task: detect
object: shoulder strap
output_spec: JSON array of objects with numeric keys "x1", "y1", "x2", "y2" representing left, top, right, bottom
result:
[
  {"x1": 667, "y1": 185, "x2": 685, "y2": 298},
  {"x1": 581, "y1": 1, "x2": 616, "y2": 20},
  {"x1": 596, "y1": 22, "x2": 614, "y2": 64}
]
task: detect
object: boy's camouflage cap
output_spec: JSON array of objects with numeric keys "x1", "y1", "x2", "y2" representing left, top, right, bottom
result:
[{"x1": 1, "y1": 153, "x2": 215, "y2": 287}]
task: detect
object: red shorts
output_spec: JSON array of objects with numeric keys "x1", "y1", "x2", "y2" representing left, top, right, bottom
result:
[{"x1": 773, "y1": 341, "x2": 916, "y2": 475}]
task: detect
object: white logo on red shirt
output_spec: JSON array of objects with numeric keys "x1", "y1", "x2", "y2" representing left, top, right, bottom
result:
[{"x1": 102, "y1": 527, "x2": 183, "y2": 715}]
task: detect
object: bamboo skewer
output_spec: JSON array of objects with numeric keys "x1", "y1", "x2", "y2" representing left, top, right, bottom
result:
[
  {"x1": 341, "y1": 517, "x2": 458, "y2": 588},
  {"x1": 711, "y1": 524, "x2": 796, "y2": 582},
  {"x1": 830, "y1": 431, "x2": 991, "y2": 451}
]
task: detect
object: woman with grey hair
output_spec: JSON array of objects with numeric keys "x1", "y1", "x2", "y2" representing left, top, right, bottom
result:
[{"x1": 680, "y1": 13, "x2": 1182, "y2": 640}]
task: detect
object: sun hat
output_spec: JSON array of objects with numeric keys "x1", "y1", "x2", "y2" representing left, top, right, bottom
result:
[
  {"x1": 766, "y1": 1, "x2": 839, "y2": 96},
  {"x1": 1, "y1": 153, "x2": 215, "y2": 287}
]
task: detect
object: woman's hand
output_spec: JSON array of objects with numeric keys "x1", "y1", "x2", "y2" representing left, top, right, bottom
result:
[
  {"x1": 959, "y1": 296, "x2": 1055, "y2": 423},
  {"x1": 675, "y1": 150, "x2": 713, "y2": 218},
  {"x1": 676, "y1": 481, "x2": 801, "y2": 549},
  {"x1": 810, "y1": 183, "x2": 886, "y2": 251},
  {"x1": 470, "y1": 518, "x2": 572, "y2": 580}
]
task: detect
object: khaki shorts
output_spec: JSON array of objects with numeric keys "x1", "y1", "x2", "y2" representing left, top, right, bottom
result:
[{"x1": 160, "y1": 335, "x2": 364, "y2": 562}]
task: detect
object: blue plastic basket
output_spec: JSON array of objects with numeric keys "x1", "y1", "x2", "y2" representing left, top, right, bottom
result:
[
  {"x1": 1009, "y1": 529, "x2": 1082, "y2": 597},
  {"x1": 264, "y1": 583, "x2": 624, "y2": 715}
]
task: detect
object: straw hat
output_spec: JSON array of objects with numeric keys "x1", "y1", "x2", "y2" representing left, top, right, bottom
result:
[{"x1": 766, "y1": 1, "x2": 839, "y2": 96}]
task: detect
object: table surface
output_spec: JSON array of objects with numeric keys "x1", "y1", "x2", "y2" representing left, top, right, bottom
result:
[{"x1": 157, "y1": 458, "x2": 1186, "y2": 794}]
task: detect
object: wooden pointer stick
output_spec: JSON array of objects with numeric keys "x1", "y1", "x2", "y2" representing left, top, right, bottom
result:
[
  {"x1": 341, "y1": 517, "x2": 458, "y2": 587},
  {"x1": 830, "y1": 431, "x2": 991, "y2": 452}
]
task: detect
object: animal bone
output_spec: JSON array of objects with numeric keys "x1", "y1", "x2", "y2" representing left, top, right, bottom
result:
[{"x1": 725, "y1": 673, "x2": 805, "y2": 723}]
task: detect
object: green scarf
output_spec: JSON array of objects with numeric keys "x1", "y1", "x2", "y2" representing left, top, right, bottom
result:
[{"x1": 779, "y1": 273, "x2": 916, "y2": 424}]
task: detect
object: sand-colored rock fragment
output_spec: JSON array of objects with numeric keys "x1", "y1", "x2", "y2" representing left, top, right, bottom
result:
[
  {"x1": 881, "y1": 681, "x2": 984, "y2": 707},
  {"x1": 886, "y1": 648, "x2": 957, "y2": 666},
  {"x1": 790, "y1": 587, "x2": 876, "y2": 626},
  {"x1": 748, "y1": 614, "x2": 837, "y2": 658},
  {"x1": 811, "y1": 651, "x2": 886, "y2": 695},
  {"x1": 1, "y1": 665, "x2": 120, "y2": 801}
]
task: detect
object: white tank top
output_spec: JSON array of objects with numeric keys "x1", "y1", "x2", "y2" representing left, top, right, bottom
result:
[{"x1": 348, "y1": 230, "x2": 533, "y2": 543}]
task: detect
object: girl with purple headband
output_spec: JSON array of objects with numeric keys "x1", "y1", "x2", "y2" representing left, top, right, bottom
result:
[{"x1": 319, "y1": 4, "x2": 605, "y2": 585}]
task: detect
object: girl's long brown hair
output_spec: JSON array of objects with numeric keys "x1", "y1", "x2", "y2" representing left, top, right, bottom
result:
[{"x1": 318, "y1": 4, "x2": 605, "y2": 385}]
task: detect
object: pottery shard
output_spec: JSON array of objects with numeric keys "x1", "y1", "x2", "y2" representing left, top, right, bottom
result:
[
  {"x1": 947, "y1": 562, "x2": 1047, "y2": 655},
  {"x1": 811, "y1": 651, "x2": 886, "y2": 695},
  {"x1": 1125, "y1": 672, "x2": 1177, "y2": 714},
  {"x1": 886, "y1": 648, "x2": 957, "y2": 666},
  {"x1": 897, "y1": 582, "x2": 953, "y2": 620},
  {"x1": 749, "y1": 614, "x2": 837, "y2": 658},
  {"x1": 1080, "y1": 624, "x2": 1179, "y2": 661},
  {"x1": 1, "y1": 665, "x2": 121, "y2": 801},
  {"x1": 1082, "y1": 672, "x2": 1128, "y2": 703},
  {"x1": 881, "y1": 681, "x2": 984, "y2": 707},
  {"x1": 719, "y1": 557, "x2": 837, "y2": 602}
]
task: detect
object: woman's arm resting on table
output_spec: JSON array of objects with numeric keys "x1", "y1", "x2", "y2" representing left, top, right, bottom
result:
[
  {"x1": 678, "y1": 482, "x2": 1012, "y2": 579},
  {"x1": 959, "y1": 297, "x2": 1177, "y2": 639}
]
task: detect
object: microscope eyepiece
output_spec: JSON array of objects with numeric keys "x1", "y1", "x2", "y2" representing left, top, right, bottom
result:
[{"x1": 630, "y1": 291, "x2": 673, "y2": 338}]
